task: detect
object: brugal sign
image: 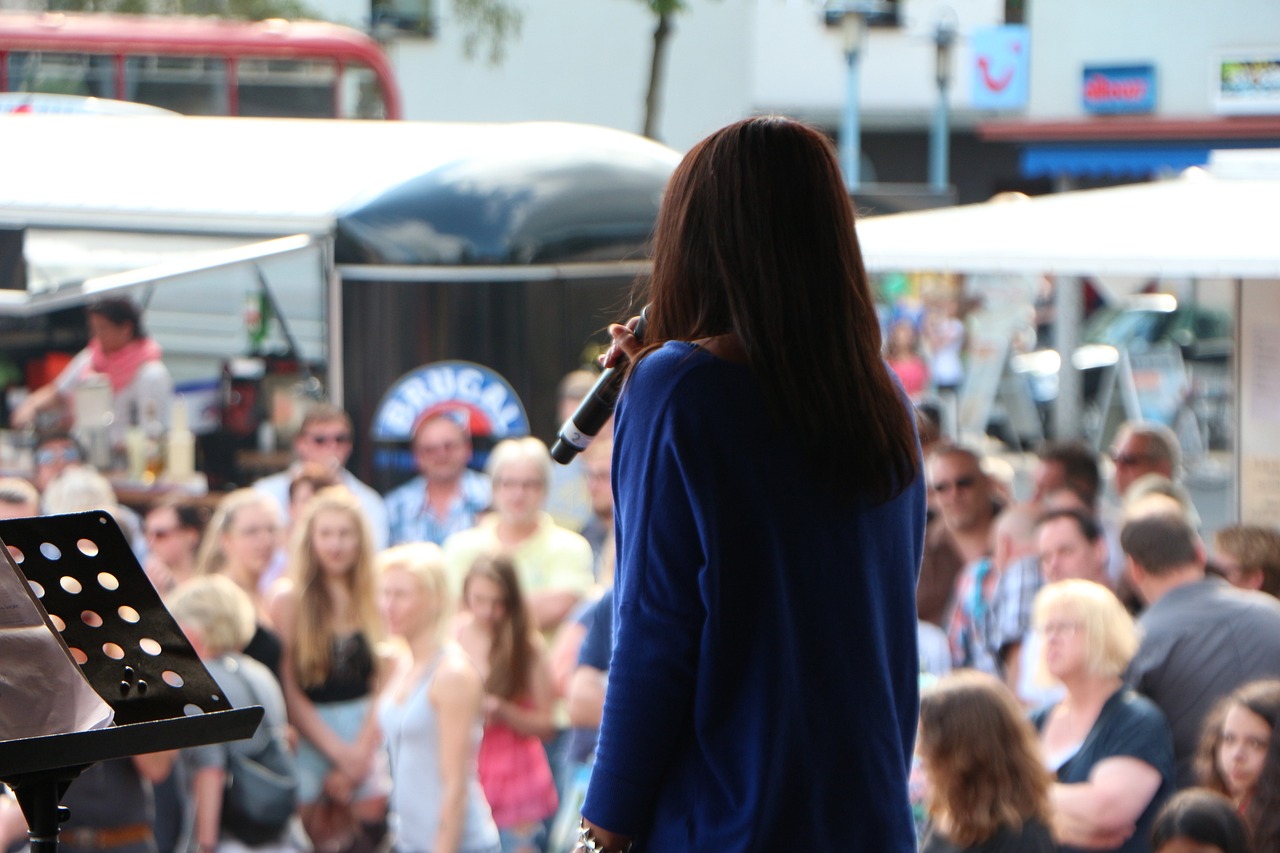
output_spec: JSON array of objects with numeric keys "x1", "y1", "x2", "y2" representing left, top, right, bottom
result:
[
  {"x1": 371, "y1": 360, "x2": 530, "y2": 476},
  {"x1": 1082, "y1": 64, "x2": 1156, "y2": 115}
]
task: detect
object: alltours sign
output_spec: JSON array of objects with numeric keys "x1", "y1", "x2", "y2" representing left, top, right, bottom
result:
[{"x1": 1082, "y1": 64, "x2": 1156, "y2": 115}]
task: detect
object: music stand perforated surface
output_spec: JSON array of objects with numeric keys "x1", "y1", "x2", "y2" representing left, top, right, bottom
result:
[{"x1": 0, "y1": 511, "x2": 263, "y2": 853}]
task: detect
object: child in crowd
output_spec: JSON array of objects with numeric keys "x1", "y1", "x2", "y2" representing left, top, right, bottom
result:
[{"x1": 1196, "y1": 680, "x2": 1280, "y2": 852}]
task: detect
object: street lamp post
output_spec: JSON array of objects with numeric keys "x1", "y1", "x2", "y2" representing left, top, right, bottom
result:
[
  {"x1": 929, "y1": 19, "x2": 956, "y2": 193},
  {"x1": 839, "y1": 10, "x2": 867, "y2": 192},
  {"x1": 825, "y1": 1, "x2": 888, "y2": 193}
]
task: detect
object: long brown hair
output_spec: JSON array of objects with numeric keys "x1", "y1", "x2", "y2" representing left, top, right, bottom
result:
[
  {"x1": 463, "y1": 553, "x2": 537, "y2": 701},
  {"x1": 629, "y1": 116, "x2": 918, "y2": 502},
  {"x1": 287, "y1": 486, "x2": 382, "y2": 689},
  {"x1": 1196, "y1": 679, "x2": 1280, "y2": 850},
  {"x1": 918, "y1": 671, "x2": 1053, "y2": 846}
]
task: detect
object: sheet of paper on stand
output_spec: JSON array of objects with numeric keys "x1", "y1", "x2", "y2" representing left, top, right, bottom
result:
[{"x1": 0, "y1": 551, "x2": 115, "y2": 739}]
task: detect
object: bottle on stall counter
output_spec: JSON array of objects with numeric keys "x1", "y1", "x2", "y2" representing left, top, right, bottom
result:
[
  {"x1": 165, "y1": 397, "x2": 195, "y2": 484},
  {"x1": 124, "y1": 402, "x2": 148, "y2": 483}
]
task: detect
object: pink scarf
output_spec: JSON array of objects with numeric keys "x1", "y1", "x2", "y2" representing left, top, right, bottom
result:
[{"x1": 86, "y1": 337, "x2": 163, "y2": 393}]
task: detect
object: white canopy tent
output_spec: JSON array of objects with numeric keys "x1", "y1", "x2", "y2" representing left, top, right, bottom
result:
[
  {"x1": 856, "y1": 149, "x2": 1280, "y2": 526},
  {"x1": 857, "y1": 149, "x2": 1280, "y2": 281}
]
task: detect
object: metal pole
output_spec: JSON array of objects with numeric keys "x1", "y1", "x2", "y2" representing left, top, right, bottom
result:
[
  {"x1": 1053, "y1": 275, "x2": 1084, "y2": 440},
  {"x1": 929, "y1": 22, "x2": 954, "y2": 193},
  {"x1": 841, "y1": 41, "x2": 862, "y2": 191},
  {"x1": 928, "y1": 81, "x2": 949, "y2": 191}
]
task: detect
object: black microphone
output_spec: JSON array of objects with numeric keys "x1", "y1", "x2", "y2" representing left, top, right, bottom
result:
[{"x1": 550, "y1": 309, "x2": 648, "y2": 465}]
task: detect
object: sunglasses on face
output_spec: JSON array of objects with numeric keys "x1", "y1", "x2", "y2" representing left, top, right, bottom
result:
[
  {"x1": 931, "y1": 475, "x2": 976, "y2": 494},
  {"x1": 35, "y1": 447, "x2": 82, "y2": 466}
]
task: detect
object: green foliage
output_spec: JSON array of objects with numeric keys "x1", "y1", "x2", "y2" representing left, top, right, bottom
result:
[{"x1": 452, "y1": 0, "x2": 523, "y2": 65}]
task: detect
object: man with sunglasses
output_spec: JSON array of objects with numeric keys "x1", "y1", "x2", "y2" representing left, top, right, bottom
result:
[
  {"x1": 917, "y1": 443, "x2": 1001, "y2": 627},
  {"x1": 1109, "y1": 421, "x2": 1179, "y2": 500},
  {"x1": 32, "y1": 432, "x2": 84, "y2": 492},
  {"x1": 252, "y1": 404, "x2": 389, "y2": 550}
]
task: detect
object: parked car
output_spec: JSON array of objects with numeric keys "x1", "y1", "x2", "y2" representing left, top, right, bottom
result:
[{"x1": 1007, "y1": 293, "x2": 1233, "y2": 445}]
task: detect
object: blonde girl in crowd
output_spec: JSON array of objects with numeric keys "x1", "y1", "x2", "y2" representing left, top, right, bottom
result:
[
  {"x1": 376, "y1": 543, "x2": 500, "y2": 853},
  {"x1": 1195, "y1": 679, "x2": 1280, "y2": 851},
  {"x1": 916, "y1": 670, "x2": 1056, "y2": 852},
  {"x1": 167, "y1": 575, "x2": 299, "y2": 853},
  {"x1": 455, "y1": 555, "x2": 558, "y2": 853},
  {"x1": 267, "y1": 486, "x2": 389, "y2": 853},
  {"x1": 196, "y1": 488, "x2": 285, "y2": 677}
]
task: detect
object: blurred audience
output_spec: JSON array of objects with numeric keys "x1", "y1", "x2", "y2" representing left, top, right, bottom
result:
[
  {"x1": 268, "y1": 487, "x2": 388, "y2": 853},
  {"x1": 142, "y1": 497, "x2": 207, "y2": 594},
  {"x1": 1150, "y1": 789, "x2": 1251, "y2": 853},
  {"x1": 168, "y1": 575, "x2": 298, "y2": 853},
  {"x1": 384, "y1": 410, "x2": 490, "y2": 548},
  {"x1": 1031, "y1": 579, "x2": 1174, "y2": 853},
  {"x1": 455, "y1": 555, "x2": 558, "y2": 853},
  {"x1": 544, "y1": 370, "x2": 599, "y2": 533},
  {"x1": 0, "y1": 477, "x2": 39, "y2": 520},
  {"x1": 443, "y1": 438, "x2": 594, "y2": 638},
  {"x1": 1122, "y1": 511, "x2": 1280, "y2": 786},
  {"x1": 376, "y1": 544, "x2": 500, "y2": 853},
  {"x1": 1211, "y1": 525, "x2": 1280, "y2": 599},
  {"x1": 918, "y1": 443, "x2": 1000, "y2": 627},
  {"x1": 1195, "y1": 679, "x2": 1280, "y2": 851},
  {"x1": 196, "y1": 489, "x2": 285, "y2": 679},
  {"x1": 917, "y1": 671, "x2": 1056, "y2": 852},
  {"x1": 884, "y1": 319, "x2": 929, "y2": 401},
  {"x1": 253, "y1": 405, "x2": 388, "y2": 552}
]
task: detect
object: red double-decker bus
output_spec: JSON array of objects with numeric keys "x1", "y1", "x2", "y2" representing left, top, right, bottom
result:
[{"x1": 0, "y1": 11, "x2": 402, "y2": 119}]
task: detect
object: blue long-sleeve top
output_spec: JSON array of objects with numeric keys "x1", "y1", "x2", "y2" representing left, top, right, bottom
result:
[{"x1": 581, "y1": 341, "x2": 926, "y2": 851}]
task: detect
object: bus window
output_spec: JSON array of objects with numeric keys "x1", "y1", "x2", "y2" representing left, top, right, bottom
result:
[
  {"x1": 238, "y1": 57, "x2": 337, "y2": 118},
  {"x1": 0, "y1": 13, "x2": 402, "y2": 119},
  {"x1": 6, "y1": 52, "x2": 113, "y2": 99},
  {"x1": 125, "y1": 55, "x2": 229, "y2": 116},
  {"x1": 340, "y1": 64, "x2": 389, "y2": 119}
]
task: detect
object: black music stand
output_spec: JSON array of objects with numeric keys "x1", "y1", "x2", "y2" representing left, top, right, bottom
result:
[{"x1": 0, "y1": 511, "x2": 263, "y2": 853}]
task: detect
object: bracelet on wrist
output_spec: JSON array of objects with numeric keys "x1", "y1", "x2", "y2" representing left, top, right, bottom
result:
[{"x1": 575, "y1": 819, "x2": 633, "y2": 853}]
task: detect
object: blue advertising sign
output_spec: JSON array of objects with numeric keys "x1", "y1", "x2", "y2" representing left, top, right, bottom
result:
[
  {"x1": 970, "y1": 25, "x2": 1030, "y2": 111},
  {"x1": 1082, "y1": 65, "x2": 1156, "y2": 114}
]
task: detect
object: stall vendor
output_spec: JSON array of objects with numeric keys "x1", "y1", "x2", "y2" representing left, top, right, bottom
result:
[{"x1": 11, "y1": 296, "x2": 173, "y2": 446}]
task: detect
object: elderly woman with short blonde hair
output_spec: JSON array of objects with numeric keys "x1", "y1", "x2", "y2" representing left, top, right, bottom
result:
[{"x1": 1030, "y1": 579, "x2": 1176, "y2": 853}]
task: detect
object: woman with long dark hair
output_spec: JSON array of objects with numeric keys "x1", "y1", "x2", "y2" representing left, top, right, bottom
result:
[
  {"x1": 455, "y1": 554, "x2": 558, "y2": 853},
  {"x1": 1195, "y1": 679, "x2": 1280, "y2": 851},
  {"x1": 576, "y1": 116, "x2": 925, "y2": 851}
]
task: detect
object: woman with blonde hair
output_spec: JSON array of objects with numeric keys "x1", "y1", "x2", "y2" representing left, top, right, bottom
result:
[
  {"x1": 377, "y1": 543, "x2": 500, "y2": 853},
  {"x1": 267, "y1": 486, "x2": 388, "y2": 853},
  {"x1": 168, "y1": 574, "x2": 298, "y2": 853},
  {"x1": 917, "y1": 670, "x2": 1055, "y2": 852},
  {"x1": 197, "y1": 488, "x2": 285, "y2": 677},
  {"x1": 1031, "y1": 579, "x2": 1175, "y2": 853}
]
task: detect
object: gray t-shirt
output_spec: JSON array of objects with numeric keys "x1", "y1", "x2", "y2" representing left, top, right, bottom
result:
[{"x1": 1126, "y1": 576, "x2": 1280, "y2": 786}]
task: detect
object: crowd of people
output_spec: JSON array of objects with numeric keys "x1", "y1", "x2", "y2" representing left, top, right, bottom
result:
[
  {"x1": 912, "y1": 417, "x2": 1280, "y2": 853},
  {"x1": 2, "y1": 117, "x2": 1277, "y2": 853},
  {"x1": 0, "y1": 387, "x2": 615, "y2": 853}
]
